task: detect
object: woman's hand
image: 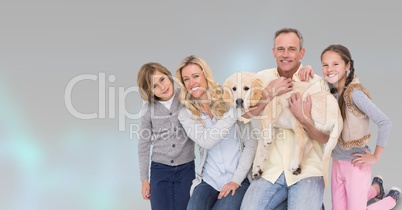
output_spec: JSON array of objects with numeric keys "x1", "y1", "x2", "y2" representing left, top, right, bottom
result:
[
  {"x1": 141, "y1": 180, "x2": 151, "y2": 200},
  {"x1": 218, "y1": 181, "x2": 240, "y2": 199}
]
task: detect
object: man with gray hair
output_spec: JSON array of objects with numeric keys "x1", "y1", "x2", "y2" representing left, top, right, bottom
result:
[{"x1": 240, "y1": 28, "x2": 328, "y2": 210}]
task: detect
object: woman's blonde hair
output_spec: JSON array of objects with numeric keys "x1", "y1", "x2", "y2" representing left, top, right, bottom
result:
[
  {"x1": 137, "y1": 62, "x2": 173, "y2": 103},
  {"x1": 175, "y1": 55, "x2": 228, "y2": 119}
]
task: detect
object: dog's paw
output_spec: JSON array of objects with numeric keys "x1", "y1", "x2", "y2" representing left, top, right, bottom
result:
[
  {"x1": 292, "y1": 167, "x2": 302, "y2": 175},
  {"x1": 289, "y1": 160, "x2": 302, "y2": 175},
  {"x1": 253, "y1": 173, "x2": 260, "y2": 179},
  {"x1": 258, "y1": 168, "x2": 263, "y2": 176},
  {"x1": 253, "y1": 169, "x2": 264, "y2": 179},
  {"x1": 252, "y1": 165, "x2": 264, "y2": 179}
]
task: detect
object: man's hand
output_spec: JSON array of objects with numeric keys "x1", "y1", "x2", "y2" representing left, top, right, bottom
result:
[
  {"x1": 289, "y1": 92, "x2": 312, "y2": 124},
  {"x1": 242, "y1": 77, "x2": 292, "y2": 119},
  {"x1": 288, "y1": 92, "x2": 330, "y2": 144},
  {"x1": 264, "y1": 77, "x2": 293, "y2": 101}
]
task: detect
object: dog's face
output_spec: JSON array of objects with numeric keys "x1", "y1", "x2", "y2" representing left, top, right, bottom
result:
[{"x1": 222, "y1": 72, "x2": 263, "y2": 109}]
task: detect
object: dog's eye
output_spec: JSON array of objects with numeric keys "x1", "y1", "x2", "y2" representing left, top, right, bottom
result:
[
  {"x1": 232, "y1": 87, "x2": 237, "y2": 91},
  {"x1": 244, "y1": 86, "x2": 249, "y2": 91}
]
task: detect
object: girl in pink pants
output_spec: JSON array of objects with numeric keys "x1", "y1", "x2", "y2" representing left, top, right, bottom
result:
[
  {"x1": 320, "y1": 44, "x2": 400, "y2": 210},
  {"x1": 332, "y1": 159, "x2": 399, "y2": 209}
]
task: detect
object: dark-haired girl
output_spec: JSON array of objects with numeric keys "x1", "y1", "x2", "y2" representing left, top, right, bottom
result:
[{"x1": 321, "y1": 44, "x2": 399, "y2": 210}]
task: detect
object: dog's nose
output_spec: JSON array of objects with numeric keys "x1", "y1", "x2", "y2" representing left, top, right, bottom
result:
[{"x1": 236, "y1": 98, "x2": 244, "y2": 107}]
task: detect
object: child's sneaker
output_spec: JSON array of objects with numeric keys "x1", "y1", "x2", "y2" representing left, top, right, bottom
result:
[
  {"x1": 372, "y1": 175, "x2": 385, "y2": 199},
  {"x1": 386, "y1": 187, "x2": 401, "y2": 203}
]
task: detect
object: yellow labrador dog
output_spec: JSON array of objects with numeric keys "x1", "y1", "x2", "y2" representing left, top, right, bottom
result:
[{"x1": 222, "y1": 71, "x2": 342, "y2": 186}]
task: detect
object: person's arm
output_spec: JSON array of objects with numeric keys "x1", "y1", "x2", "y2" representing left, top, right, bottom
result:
[
  {"x1": 178, "y1": 107, "x2": 239, "y2": 149},
  {"x1": 137, "y1": 104, "x2": 152, "y2": 199},
  {"x1": 218, "y1": 121, "x2": 258, "y2": 199},
  {"x1": 351, "y1": 146, "x2": 384, "y2": 169},
  {"x1": 242, "y1": 77, "x2": 293, "y2": 118},
  {"x1": 288, "y1": 92, "x2": 330, "y2": 144},
  {"x1": 349, "y1": 89, "x2": 392, "y2": 167},
  {"x1": 231, "y1": 122, "x2": 258, "y2": 184}
]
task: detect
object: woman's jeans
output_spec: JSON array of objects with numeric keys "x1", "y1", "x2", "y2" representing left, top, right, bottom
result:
[{"x1": 187, "y1": 178, "x2": 250, "y2": 210}]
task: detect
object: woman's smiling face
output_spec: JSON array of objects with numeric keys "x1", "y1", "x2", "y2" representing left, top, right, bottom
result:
[{"x1": 181, "y1": 64, "x2": 208, "y2": 100}]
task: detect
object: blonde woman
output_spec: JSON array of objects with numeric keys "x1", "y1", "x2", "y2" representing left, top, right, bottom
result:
[
  {"x1": 175, "y1": 55, "x2": 257, "y2": 210},
  {"x1": 176, "y1": 55, "x2": 290, "y2": 209}
]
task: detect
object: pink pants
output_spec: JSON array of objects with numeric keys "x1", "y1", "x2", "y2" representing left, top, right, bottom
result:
[{"x1": 332, "y1": 159, "x2": 397, "y2": 210}]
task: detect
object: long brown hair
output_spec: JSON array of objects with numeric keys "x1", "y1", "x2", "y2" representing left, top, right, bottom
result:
[{"x1": 321, "y1": 44, "x2": 355, "y2": 118}]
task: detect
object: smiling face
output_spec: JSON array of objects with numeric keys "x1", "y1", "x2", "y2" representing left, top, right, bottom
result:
[
  {"x1": 272, "y1": 32, "x2": 305, "y2": 78},
  {"x1": 151, "y1": 70, "x2": 174, "y2": 101},
  {"x1": 321, "y1": 51, "x2": 350, "y2": 86},
  {"x1": 180, "y1": 64, "x2": 208, "y2": 100}
]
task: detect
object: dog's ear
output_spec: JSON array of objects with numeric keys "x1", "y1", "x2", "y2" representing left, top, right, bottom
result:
[
  {"x1": 250, "y1": 78, "x2": 263, "y2": 107},
  {"x1": 222, "y1": 79, "x2": 233, "y2": 104}
]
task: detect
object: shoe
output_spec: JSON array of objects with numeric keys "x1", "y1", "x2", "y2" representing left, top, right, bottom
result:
[
  {"x1": 386, "y1": 187, "x2": 401, "y2": 203},
  {"x1": 372, "y1": 175, "x2": 385, "y2": 199}
]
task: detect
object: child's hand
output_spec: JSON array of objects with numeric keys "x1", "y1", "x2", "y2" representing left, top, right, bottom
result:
[
  {"x1": 298, "y1": 65, "x2": 314, "y2": 82},
  {"x1": 351, "y1": 148, "x2": 379, "y2": 169},
  {"x1": 141, "y1": 180, "x2": 151, "y2": 200}
]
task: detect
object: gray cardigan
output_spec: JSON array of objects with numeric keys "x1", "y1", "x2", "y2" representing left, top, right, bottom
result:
[
  {"x1": 178, "y1": 107, "x2": 257, "y2": 195},
  {"x1": 138, "y1": 90, "x2": 195, "y2": 181}
]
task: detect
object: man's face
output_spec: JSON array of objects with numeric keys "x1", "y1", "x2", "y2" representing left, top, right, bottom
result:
[{"x1": 272, "y1": 32, "x2": 305, "y2": 74}]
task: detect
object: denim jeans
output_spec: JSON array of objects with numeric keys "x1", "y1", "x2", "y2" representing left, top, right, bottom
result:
[
  {"x1": 150, "y1": 161, "x2": 195, "y2": 210},
  {"x1": 187, "y1": 178, "x2": 250, "y2": 210},
  {"x1": 240, "y1": 172, "x2": 324, "y2": 210}
]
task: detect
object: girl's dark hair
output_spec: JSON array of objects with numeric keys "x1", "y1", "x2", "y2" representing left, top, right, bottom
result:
[{"x1": 321, "y1": 44, "x2": 354, "y2": 118}]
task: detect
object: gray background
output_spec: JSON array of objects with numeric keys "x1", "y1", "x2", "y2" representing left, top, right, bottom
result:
[{"x1": 1, "y1": 0, "x2": 401, "y2": 209}]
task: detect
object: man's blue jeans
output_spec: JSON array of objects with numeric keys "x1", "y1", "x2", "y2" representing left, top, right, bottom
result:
[
  {"x1": 240, "y1": 172, "x2": 324, "y2": 210},
  {"x1": 187, "y1": 178, "x2": 250, "y2": 210}
]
